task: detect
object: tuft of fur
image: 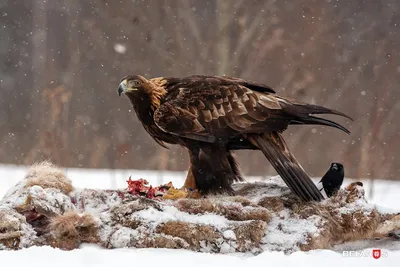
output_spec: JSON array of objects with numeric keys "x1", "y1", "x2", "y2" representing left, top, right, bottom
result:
[
  {"x1": 232, "y1": 220, "x2": 267, "y2": 252},
  {"x1": 343, "y1": 181, "x2": 364, "y2": 203},
  {"x1": 175, "y1": 197, "x2": 271, "y2": 222},
  {"x1": 374, "y1": 215, "x2": 400, "y2": 238},
  {"x1": 24, "y1": 161, "x2": 73, "y2": 195},
  {"x1": 155, "y1": 221, "x2": 221, "y2": 250},
  {"x1": 258, "y1": 196, "x2": 287, "y2": 213},
  {"x1": 46, "y1": 211, "x2": 99, "y2": 250},
  {"x1": 298, "y1": 182, "x2": 391, "y2": 251}
]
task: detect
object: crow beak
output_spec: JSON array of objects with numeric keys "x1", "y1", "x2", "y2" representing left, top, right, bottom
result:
[
  {"x1": 331, "y1": 163, "x2": 338, "y2": 171},
  {"x1": 117, "y1": 79, "x2": 128, "y2": 96}
]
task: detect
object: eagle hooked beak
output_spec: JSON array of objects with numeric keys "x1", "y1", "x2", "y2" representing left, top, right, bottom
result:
[{"x1": 117, "y1": 79, "x2": 128, "y2": 96}]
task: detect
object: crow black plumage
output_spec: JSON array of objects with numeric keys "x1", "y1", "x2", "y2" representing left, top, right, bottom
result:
[{"x1": 318, "y1": 162, "x2": 345, "y2": 198}]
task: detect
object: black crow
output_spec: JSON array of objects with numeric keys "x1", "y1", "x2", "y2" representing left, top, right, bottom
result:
[{"x1": 318, "y1": 163, "x2": 344, "y2": 198}]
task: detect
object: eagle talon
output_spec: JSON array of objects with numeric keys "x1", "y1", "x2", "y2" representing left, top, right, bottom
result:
[{"x1": 162, "y1": 186, "x2": 200, "y2": 200}]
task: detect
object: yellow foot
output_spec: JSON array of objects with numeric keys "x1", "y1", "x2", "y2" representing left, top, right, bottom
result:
[{"x1": 163, "y1": 186, "x2": 201, "y2": 200}]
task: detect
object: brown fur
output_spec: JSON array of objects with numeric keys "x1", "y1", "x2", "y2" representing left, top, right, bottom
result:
[
  {"x1": 175, "y1": 198, "x2": 271, "y2": 222},
  {"x1": 232, "y1": 220, "x2": 267, "y2": 252},
  {"x1": 236, "y1": 182, "x2": 292, "y2": 199},
  {"x1": 110, "y1": 198, "x2": 162, "y2": 229},
  {"x1": 139, "y1": 235, "x2": 188, "y2": 249},
  {"x1": 298, "y1": 182, "x2": 392, "y2": 250},
  {"x1": 0, "y1": 209, "x2": 23, "y2": 249},
  {"x1": 258, "y1": 197, "x2": 287, "y2": 213},
  {"x1": 375, "y1": 215, "x2": 400, "y2": 237},
  {"x1": 344, "y1": 182, "x2": 365, "y2": 203},
  {"x1": 301, "y1": 210, "x2": 382, "y2": 251},
  {"x1": 2, "y1": 162, "x2": 400, "y2": 254},
  {"x1": 47, "y1": 211, "x2": 99, "y2": 250},
  {"x1": 227, "y1": 195, "x2": 254, "y2": 206},
  {"x1": 155, "y1": 221, "x2": 221, "y2": 250},
  {"x1": 24, "y1": 161, "x2": 73, "y2": 194},
  {"x1": 0, "y1": 231, "x2": 21, "y2": 249}
]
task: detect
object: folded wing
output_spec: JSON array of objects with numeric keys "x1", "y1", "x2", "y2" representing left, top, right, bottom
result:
[{"x1": 153, "y1": 78, "x2": 352, "y2": 202}]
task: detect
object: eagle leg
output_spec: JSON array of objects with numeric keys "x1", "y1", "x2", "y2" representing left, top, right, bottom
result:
[
  {"x1": 188, "y1": 146, "x2": 243, "y2": 196},
  {"x1": 162, "y1": 187, "x2": 201, "y2": 199},
  {"x1": 183, "y1": 164, "x2": 197, "y2": 190}
]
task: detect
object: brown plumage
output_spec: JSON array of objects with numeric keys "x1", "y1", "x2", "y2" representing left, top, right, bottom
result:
[{"x1": 117, "y1": 74, "x2": 353, "y2": 202}]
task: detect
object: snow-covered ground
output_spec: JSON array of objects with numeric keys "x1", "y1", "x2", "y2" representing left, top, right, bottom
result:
[
  {"x1": 1, "y1": 163, "x2": 399, "y2": 266},
  {"x1": 1, "y1": 244, "x2": 397, "y2": 267}
]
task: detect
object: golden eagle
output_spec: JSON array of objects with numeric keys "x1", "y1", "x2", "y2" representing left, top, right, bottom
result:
[{"x1": 117, "y1": 75, "x2": 352, "y2": 202}]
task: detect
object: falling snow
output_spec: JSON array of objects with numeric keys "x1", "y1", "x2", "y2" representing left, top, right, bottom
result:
[{"x1": 113, "y1": 43, "x2": 127, "y2": 54}]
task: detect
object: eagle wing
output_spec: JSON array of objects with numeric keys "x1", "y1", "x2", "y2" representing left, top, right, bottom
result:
[
  {"x1": 153, "y1": 76, "x2": 352, "y2": 202},
  {"x1": 153, "y1": 76, "x2": 349, "y2": 142},
  {"x1": 154, "y1": 81, "x2": 288, "y2": 143}
]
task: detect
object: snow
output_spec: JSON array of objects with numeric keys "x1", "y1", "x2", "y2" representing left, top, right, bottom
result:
[
  {"x1": 1, "y1": 163, "x2": 400, "y2": 265},
  {"x1": 113, "y1": 43, "x2": 127, "y2": 54},
  {"x1": 223, "y1": 230, "x2": 236, "y2": 240},
  {"x1": 134, "y1": 205, "x2": 230, "y2": 227},
  {"x1": 108, "y1": 227, "x2": 140, "y2": 248},
  {"x1": 263, "y1": 213, "x2": 322, "y2": 251},
  {"x1": 0, "y1": 244, "x2": 398, "y2": 267}
]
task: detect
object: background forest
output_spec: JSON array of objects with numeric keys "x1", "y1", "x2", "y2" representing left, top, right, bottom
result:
[{"x1": 0, "y1": 0, "x2": 399, "y2": 180}]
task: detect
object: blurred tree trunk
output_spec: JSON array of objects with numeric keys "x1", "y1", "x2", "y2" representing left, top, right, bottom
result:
[
  {"x1": 1, "y1": 0, "x2": 399, "y2": 181},
  {"x1": 31, "y1": 0, "x2": 47, "y2": 142},
  {"x1": 216, "y1": 0, "x2": 230, "y2": 76}
]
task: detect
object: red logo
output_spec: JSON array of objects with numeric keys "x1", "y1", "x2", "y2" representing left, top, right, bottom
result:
[{"x1": 372, "y1": 249, "x2": 381, "y2": 259}]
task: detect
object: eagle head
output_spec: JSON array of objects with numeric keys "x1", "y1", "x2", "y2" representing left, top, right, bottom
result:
[{"x1": 117, "y1": 75, "x2": 149, "y2": 96}]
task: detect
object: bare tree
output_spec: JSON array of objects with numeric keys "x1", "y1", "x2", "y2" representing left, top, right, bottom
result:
[{"x1": 0, "y1": 0, "x2": 399, "y2": 182}]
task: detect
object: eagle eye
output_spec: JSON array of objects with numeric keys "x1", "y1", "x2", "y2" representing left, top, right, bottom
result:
[{"x1": 132, "y1": 80, "x2": 142, "y2": 87}]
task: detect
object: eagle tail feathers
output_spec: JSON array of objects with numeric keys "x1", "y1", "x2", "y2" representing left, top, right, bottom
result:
[
  {"x1": 290, "y1": 115, "x2": 351, "y2": 135},
  {"x1": 303, "y1": 104, "x2": 353, "y2": 121},
  {"x1": 248, "y1": 132, "x2": 325, "y2": 202}
]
